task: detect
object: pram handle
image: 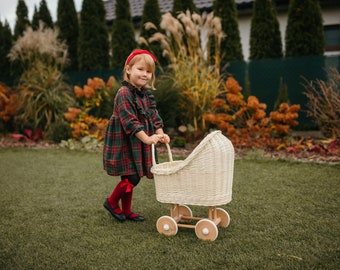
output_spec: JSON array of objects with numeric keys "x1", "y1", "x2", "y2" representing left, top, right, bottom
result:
[{"x1": 151, "y1": 143, "x2": 173, "y2": 166}]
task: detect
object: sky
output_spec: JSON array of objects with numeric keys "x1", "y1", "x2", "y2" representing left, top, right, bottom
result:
[{"x1": 0, "y1": 0, "x2": 83, "y2": 32}]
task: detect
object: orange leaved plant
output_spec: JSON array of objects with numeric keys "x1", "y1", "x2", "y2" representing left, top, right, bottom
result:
[
  {"x1": 64, "y1": 76, "x2": 118, "y2": 141},
  {"x1": 204, "y1": 77, "x2": 300, "y2": 149}
]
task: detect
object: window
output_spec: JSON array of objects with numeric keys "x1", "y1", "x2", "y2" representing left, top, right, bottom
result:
[{"x1": 324, "y1": 24, "x2": 340, "y2": 51}]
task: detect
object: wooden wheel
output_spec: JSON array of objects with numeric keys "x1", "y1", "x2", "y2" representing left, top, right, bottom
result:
[
  {"x1": 177, "y1": 205, "x2": 193, "y2": 222},
  {"x1": 195, "y1": 219, "x2": 218, "y2": 241},
  {"x1": 156, "y1": 216, "x2": 178, "y2": 236},
  {"x1": 216, "y1": 208, "x2": 230, "y2": 228}
]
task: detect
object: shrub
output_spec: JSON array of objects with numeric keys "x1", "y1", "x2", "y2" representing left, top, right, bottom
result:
[
  {"x1": 65, "y1": 76, "x2": 119, "y2": 141},
  {"x1": 285, "y1": 0, "x2": 324, "y2": 57},
  {"x1": 270, "y1": 103, "x2": 300, "y2": 135},
  {"x1": 8, "y1": 23, "x2": 74, "y2": 131},
  {"x1": 13, "y1": 0, "x2": 30, "y2": 40},
  {"x1": 303, "y1": 67, "x2": 340, "y2": 138},
  {"x1": 110, "y1": 0, "x2": 136, "y2": 69},
  {"x1": 140, "y1": 11, "x2": 225, "y2": 134},
  {"x1": 46, "y1": 121, "x2": 72, "y2": 142},
  {"x1": 140, "y1": 0, "x2": 168, "y2": 66},
  {"x1": 213, "y1": 0, "x2": 243, "y2": 61},
  {"x1": 153, "y1": 76, "x2": 181, "y2": 130},
  {"x1": 204, "y1": 77, "x2": 300, "y2": 149},
  {"x1": 78, "y1": 0, "x2": 109, "y2": 70},
  {"x1": 0, "y1": 83, "x2": 21, "y2": 132},
  {"x1": 249, "y1": 0, "x2": 283, "y2": 59},
  {"x1": 273, "y1": 78, "x2": 289, "y2": 111},
  {"x1": 0, "y1": 20, "x2": 12, "y2": 77},
  {"x1": 57, "y1": 0, "x2": 79, "y2": 71},
  {"x1": 16, "y1": 63, "x2": 75, "y2": 131},
  {"x1": 171, "y1": 136, "x2": 186, "y2": 148}
]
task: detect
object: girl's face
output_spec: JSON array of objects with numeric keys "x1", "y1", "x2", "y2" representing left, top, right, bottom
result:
[{"x1": 126, "y1": 58, "x2": 153, "y2": 89}]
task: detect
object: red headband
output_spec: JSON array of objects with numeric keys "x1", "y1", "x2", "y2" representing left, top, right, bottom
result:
[{"x1": 126, "y1": 50, "x2": 157, "y2": 65}]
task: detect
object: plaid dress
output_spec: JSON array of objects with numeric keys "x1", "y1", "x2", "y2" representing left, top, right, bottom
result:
[{"x1": 103, "y1": 81, "x2": 164, "y2": 179}]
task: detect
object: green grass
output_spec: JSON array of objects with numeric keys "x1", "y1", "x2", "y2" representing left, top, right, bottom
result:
[{"x1": 0, "y1": 148, "x2": 339, "y2": 269}]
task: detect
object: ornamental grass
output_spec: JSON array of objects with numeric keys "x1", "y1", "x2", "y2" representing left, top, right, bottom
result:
[
  {"x1": 140, "y1": 11, "x2": 225, "y2": 133},
  {"x1": 7, "y1": 22, "x2": 73, "y2": 132}
]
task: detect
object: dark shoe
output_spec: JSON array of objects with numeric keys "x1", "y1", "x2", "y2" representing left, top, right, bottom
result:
[
  {"x1": 103, "y1": 199, "x2": 126, "y2": 222},
  {"x1": 126, "y1": 213, "x2": 145, "y2": 222}
]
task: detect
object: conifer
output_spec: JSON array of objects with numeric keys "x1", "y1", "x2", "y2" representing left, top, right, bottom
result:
[
  {"x1": 285, "y1": 0, "x2": 325, "y2": 56},
  {"x1": 38, "y1": 0, "x2": 54, "y2": 29},
  {"x1": 172, "y1": 0, "x2": 198, "y2": 16},
  {"x1": 213, "y1": 0, "x2": 243, "y2": 62},
  {"x1": 0, "y1": 20, "x2": 13, "y2": 77},
  {"x1": 140, "y1": 0, "x2": 167, "y2": 66},
  {"x1": 78, "y1": 0, "x2": 110, "y2": 70},
  {"x1": 57, "y1": 0, "x2": 79, "y2": 71},
  {"x1": 111, "y1": 0, "x2": 137, "y2": 69},
  {"x1": 14, "y1": 0, "x2": 30, "y2": 40},
  {"x1": 249, "y1": 0, "x2": 283, "y2": 59},
  {"x1": 31, "y1": 6, "x2": 39, "y2": 30}
]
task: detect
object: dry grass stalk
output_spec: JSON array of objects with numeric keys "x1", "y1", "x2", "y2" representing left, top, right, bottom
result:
[
  {"x1": 8, "y1": 22, "x2": 68, "y2": 70},
  {"x1": 141, "y1": 11, "x2": 225, "y2": 131},
  {"x1": 8, "y1": 22, "x2": 72, "y2": 131},
  {"x1": 303, "y1": 67, "x2": 340, "y2": 138}
]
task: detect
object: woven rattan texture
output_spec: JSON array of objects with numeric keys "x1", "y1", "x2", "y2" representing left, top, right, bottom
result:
[{"x1": 151, "y1": 131, "x2": 234, "y2": 206}]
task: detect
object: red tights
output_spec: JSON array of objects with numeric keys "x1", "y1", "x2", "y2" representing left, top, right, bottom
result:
[{"x1": 108, "y1": 178, "x2": 136, "y2": 216}]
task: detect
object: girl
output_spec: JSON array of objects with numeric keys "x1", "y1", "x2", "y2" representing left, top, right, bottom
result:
[{"x1": 103, "y1": 49, "x2": 170, "y2": 222}]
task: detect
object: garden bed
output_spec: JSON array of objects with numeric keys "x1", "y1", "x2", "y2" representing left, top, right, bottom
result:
[
  {"x1": 1, "y1": 132, "x2": 339, "y2": 164},
  {"x1": 156, "y1": 144, "x2": 340, "y2": 164}
]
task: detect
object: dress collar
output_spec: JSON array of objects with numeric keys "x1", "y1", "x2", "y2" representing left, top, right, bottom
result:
[{"x1": 122, "y1": 81, "x2": 146, "y2": 97}]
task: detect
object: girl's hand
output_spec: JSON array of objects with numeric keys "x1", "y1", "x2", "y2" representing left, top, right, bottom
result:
[
  {"x1": 135, "y1": 131, "x2": 165, "y2": 145},
  {"x1": 158, "y1": 134, "x2": 170, "y2": 144},
  {"x1": 148, "y1": 134, "x2": 162, "y2": 145}
]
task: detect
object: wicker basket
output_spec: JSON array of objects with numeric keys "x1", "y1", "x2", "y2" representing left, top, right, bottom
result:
[{"x1": 151, "y1": 131, "x2": 234, "y2": 206}]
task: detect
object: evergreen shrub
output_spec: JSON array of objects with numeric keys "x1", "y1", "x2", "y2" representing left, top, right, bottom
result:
[{"x1": 47, "y1": 121, "x2": 72, "y2": 142}]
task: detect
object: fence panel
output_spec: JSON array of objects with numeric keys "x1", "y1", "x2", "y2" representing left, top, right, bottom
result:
[
  {"x1": 227, "y1": 55, "x2": 339, "y2": 128},
  {"x1": 1, "y1": 56, "x2": 339, "y2": 129}
]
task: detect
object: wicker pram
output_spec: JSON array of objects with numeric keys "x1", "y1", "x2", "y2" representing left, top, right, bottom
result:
[{"x1": 151, "y1": 130, "x2": 234, "y2": 241}]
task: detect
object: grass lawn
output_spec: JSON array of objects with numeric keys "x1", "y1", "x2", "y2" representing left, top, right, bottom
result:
[{"x1": 0, "y1": 147, "x2": 339, "y2": 269}]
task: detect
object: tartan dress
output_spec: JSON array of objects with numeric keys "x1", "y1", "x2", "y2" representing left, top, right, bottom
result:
[{"x1": 103, "y1": 81, "x2": 164, "y2": 179}]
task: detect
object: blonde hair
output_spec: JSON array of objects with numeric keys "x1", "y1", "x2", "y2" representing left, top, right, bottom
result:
[{"x1": 123, "y1": 54, "x2": 156, "y2": 90}]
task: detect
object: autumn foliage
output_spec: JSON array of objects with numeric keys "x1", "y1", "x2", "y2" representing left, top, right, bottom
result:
[
  {"x1": 64, "y1": 76, "x2": 117, "y2": 141},
  {"x1": 204, "y1": 77, "x2": 300, "y2": 149},
  {"x1": 0, "y1": 83, "x2": 21, "y2": 131},
  {"x1": 0, "y1": 83, "x2": 20, "y2": 122}
]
